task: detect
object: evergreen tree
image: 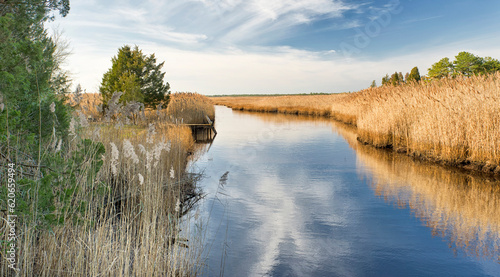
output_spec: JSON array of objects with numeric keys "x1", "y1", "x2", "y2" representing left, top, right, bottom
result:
[
  {"x1": 73, "y1": 83, "x2": 83, "y2": 106},
  {"x1": 99, "y1": 45, "x2": 170, "y2": 108},
  {"x1": 390, "y1": 72, "x2": 399, "y2": 86},
  {"x1": 482, "y1": 57, "x2": 500, "y2": 74},
  {"x1": 428, "y1": 57, "x2": 454, "y2": 79},
  {"x1": 0, "y1": 0, "x2": 77, "y2": 228},
  {"x1": 370, "y1": 80, "x2": 377, "y2": 88},
  {"x1": 453, "y1": 51, "x2": 483, "y2": 76},
  {"x1": 407, "y1": 66, "x2": 421, "y2": 82},
  {"x1": 398, "y1": 72, "x2": 404, "y2": 84},
  {"x1": 0, "y1": 1, "x2": 71, "y2": 143},
  {"x1": 381, "y1": 74, "x2": 390, "y2": 86}
]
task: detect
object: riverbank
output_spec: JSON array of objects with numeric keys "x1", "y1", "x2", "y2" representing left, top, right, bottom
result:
[
  {"x1": 212, "y1": 73, "x2": 500, "y2": 175},
  {"x1": 212, "y1": 94, "x2": 343, "y2": 117},
  {"x1": 332, "y1": 118, "x2": 500, "y2": 261},
  {"x1": 189, "y1": 105, "x2": 500, "y2": 275},
  {"x1": 1, "y1": 93, "x2": 214, "y2": 276}
]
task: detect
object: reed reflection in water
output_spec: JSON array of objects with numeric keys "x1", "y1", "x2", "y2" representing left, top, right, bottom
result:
[
  {"x1": 335, "y1": 122, "x2": 500, "y2": 262},
  {"x1": 192, "y1": 106, "x2": 500, "y2": 276}
]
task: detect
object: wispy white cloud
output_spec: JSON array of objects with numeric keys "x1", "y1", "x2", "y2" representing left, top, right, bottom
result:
[
  {"x1": 114, "y1": 6, "x2": 148, "y2": 19},
  {"x1": 52, "y1": 29, "x2": 500, "y2": 94},
  {"x1": 402, "y1": 15, "x2": 444, "y2": 25},
  {"x1": 48, "y1": 0, "x2": 500, "y2": 94},
  {"x1": 198, "y1": 120, "x2": 357, "y2": 275},
  {"x1": 209, "y1": 0, "x2": 355, "y2": 44},
  {"x1": 61, "y1": 0, "x2": 358, "y2": 48}
]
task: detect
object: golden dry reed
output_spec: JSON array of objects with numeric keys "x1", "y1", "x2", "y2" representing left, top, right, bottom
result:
[
  {"x1": 352, "y1": 73, "x2": 500, "y2": 173},
  {"x1": 69, "y1": 92, "x2": 102, "y2": 120},
  {"x1": 167, "y1": 93, "x2": 215, "y2": 125},
  {"x1": 1, "y1": 92, "x2": 212, "y2": 276},
  {"x1": 73, "y1": 92, "x2": 216, "y2": 125},
  {"x1": 333, "y1": 121, "x2": 500, "y2": 260},
  {"x1": 213, "y1": 73, "x2": 500, "y2": 173},
  {"x1": 212, "y1": 94, "x2": 343, "y2": 117}
]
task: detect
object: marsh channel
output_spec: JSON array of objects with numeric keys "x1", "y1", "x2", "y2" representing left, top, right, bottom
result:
[{"x1": 188, "y1": 105, "x2": 500, "y2": 277}]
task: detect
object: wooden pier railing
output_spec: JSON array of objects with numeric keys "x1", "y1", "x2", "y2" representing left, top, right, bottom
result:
[{"x1": 180, "y1": 115, "x2": 217, "y2": 142}]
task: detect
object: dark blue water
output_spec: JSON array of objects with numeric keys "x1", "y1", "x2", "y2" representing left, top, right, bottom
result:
[{"x1": 189, "y1": 106, "x2": 500, "y2": 277}]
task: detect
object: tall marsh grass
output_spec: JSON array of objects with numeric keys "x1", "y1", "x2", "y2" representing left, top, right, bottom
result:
[
  {"x1": 333, "y1": 121, "x2": 500, "y2": 261},
  {"x1": 212, "y1": 94, "x2": 342, "y2": 117},
  {"x1": 69, "y1": 92, "x2": 102, "y2": 120},
  {"x1": 73, "y1": 92, "x2": 216, "y2": 126},
  {"x1": 213, "y1": 73, "x2": 500, "y2": 173},
  {"x1": 347, "y1": 73, "x2": 500, "y2": 172},
  {"x1": 167, "y1": 93, "x2": 215, "y2": 125},
  {"x1": 1, "y1": 92, "x2": 212, "y2": 276}
]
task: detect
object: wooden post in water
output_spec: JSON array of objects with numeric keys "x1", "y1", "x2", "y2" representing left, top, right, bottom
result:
[{"x1": 206, "y1": 115, "x2": 217, "y2": 138}]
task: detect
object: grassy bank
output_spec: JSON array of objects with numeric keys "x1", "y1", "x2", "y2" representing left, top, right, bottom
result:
[
  {"x1": 1, "y1": 93, "x2": 214, "y2": 276},
  {"x1": 212, "y1": 73, "x2": 500, "y2": 174},
  {"x1": 167, "y1": 93, "x2": 215, "y2": 124},
  {"x1": 213, "y1": 94, "x2": 344, "y2": 117}
]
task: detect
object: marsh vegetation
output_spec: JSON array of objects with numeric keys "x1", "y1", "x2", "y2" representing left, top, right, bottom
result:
[
  {"x1": 191, "y1": 106, "x2": 500, "y2": 276},
  {"x1": 213, "y1": 72, "x2": 500, "y2": 174},
  {"x1": 0, "y1": 92, "x2": 215, "y2": 276}
]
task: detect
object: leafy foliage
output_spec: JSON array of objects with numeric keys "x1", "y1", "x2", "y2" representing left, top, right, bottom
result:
[
  {"x1": 428, "y1": 57, "x2": 454, "y2": 79},
  {"x1": 483, "y1": 57, "x2": 500, "y2": 73},
  {"x1": 0, "y1": 1, "x2": 71, "y2": 145},
  {"x1": 390, "y1": 72, "x2": 401, "y2": 86},
  {"x1": 453, "y1": 51, "x2": 484, "y2": 76},
  {"x1": 429, "y1": 52, "x2": 500, "y2": 79},
  {"x1": 99, "y1": 45, "x2": 171, "y2": 109},
  {"x1": 381, "y1": 74, "x2": 390, "y2": 86},
  {"x1": 0, "y1": 139, "x2": 106, "y2": 228},
  {"x1": 0, "y1": 0, "x2": 109, "y2": 230},
  {"x1": 379, "y1": 52, "x2": 499, "y2": 86}
]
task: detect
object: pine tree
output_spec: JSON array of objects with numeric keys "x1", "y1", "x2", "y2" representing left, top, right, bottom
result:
[
  {"x1": 398, "y1": 72, "x2": 404, "y2": 84},
  {"x1": 99, "y1": 45, "x2": 170, "y2": 108},
  {"x1": 407, "y1": 67, "x2": 421, "y2": 83},
  {"x1": 390, "y1": 72, "x2": 399, "y2": 86},
  {"x1": 0, "y1": 0, "x2": 71, "y2": 142},
  {"x1": 73, "y1": 83, "x2": 83, "y2": 106},
  {"x1": 453, "y1": 51, "x2": 483, "y2": 76},
  {"x1": 483, "y1": 57, "x2": 500, "y2": 73},
  {"x1": 381, "y1": 74, "x2": 390, "y2": 86},
  {"x1": 428, "y1": 57, "x2": 454, "y2": 79}
]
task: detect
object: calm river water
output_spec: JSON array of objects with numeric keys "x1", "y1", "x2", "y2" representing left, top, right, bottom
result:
[{"x1": 188, "y1": 105, "x2": 500, "y2": 277}]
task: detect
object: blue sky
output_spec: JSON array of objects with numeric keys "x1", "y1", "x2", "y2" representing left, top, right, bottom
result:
[{"x1": 49, "y1": 0, "x2": 500, "y2": 94}]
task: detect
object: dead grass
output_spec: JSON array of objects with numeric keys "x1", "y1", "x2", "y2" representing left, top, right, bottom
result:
[
  {"x1": 352, "y1": 73, "x2": 500, "y2": 173},
  {"x1": 73, "y1": 92, "x2": 216, "y2": 126},
  {"x1": 213, "y1": 73, "x2": 500, "y2": 174},
  {"x1": 212, "y1": 94, "x2": 344, "y2": 117},
  {"x1": 1, "y1": 92, "x2": 212, "y2": 276},
  {"x1": 69, "y1": 92, "x2": 103, "y2": 120},
  {"x1": 167, "y1": 93, "x2": 215, "y2": 125}
]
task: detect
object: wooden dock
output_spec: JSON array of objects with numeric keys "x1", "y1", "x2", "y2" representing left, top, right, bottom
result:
[
  {"x1": 187, "y1": 115, "x2": 217, "y2": 142},
  {"x1": 166, "y1": 116, "x2": 216, "y2": 142}
]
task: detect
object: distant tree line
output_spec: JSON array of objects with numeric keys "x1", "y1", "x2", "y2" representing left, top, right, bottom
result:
[
  {"x1": 428, "y1": 51, "x2": 500, "y2": 79},
  {"x1": 374, "y1": 66, "x2": 421, "y2": 88},
  {"x1": 371, "y1": 51, "x2": 500, "y2": 88}
]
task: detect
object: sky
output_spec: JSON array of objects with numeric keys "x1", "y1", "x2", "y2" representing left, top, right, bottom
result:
[{"x1": 48, "y1": 0, "x2": 500, "y2": 95}]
